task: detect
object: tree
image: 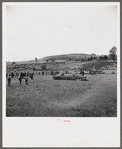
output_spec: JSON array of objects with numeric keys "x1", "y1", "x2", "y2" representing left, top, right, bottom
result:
[
  {"x1": 109, "y1": 46, "x2": 117, "y2": 60},
  {"x1": 88, "y1": 57, "x2": 90, "y2": 61},
  {"x1": 12, "y1": 62, "x2": 16, "y2": 66},
  {"x1": 103, "y1": 55, "x2": 108, "y2": 60},
  {"x1": 88, "y1": 56, "x2": 93, "y2": 61},
  {"x1": 100, "y1": 55, "x2": 105, "y2": 60},
  {"x1": 46, "y1": 60, "x2": 49, "y2": 63}
]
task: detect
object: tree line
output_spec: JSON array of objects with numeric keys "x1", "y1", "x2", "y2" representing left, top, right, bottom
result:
[{"x1": 10, "y1": 46, "x2": 117, "y2": 68}]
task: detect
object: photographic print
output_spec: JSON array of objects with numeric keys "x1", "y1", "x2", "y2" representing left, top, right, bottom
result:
[
  {"x1": 5, "y1": 3, "x2": 119, "y2": 117},
  {"x1": 2, "y1": 2, "x2": 120, "y2": 147}
]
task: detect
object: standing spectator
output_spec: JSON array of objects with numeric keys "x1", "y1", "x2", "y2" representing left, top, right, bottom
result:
[
  {"x1": 11, "y1": 72, "x2": 14, "y2": 78},
  {"x1": 80, "y1": 69, "x2": 84, "y2": 76},
  {"x1": 8, "y1": 73, "x2": 11, "y2": 86},
  {"x1": 82, "y1": 70, "x2": 84, "y2": 76},
  {"x1": 20, "y1": 72, "x2": 24, "y2": 79},
  {"x1": 19, "y1": 77, "x2": 22, "y2": 85},
  {"x1": 25, "y1": 75, "x2": 28, "y2": 85},
  {"x1": 30, "y1": 73, "x2": 34, "y2": 80}
]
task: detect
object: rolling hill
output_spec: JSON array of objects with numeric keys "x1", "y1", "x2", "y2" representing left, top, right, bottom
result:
[{"x1": 7, "y1": 53, "x2": 97, "y2": 64}]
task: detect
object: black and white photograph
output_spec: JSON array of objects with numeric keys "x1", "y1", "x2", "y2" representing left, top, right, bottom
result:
[{"x1": 2, "y1": 2, "x2": 120, "y2": 147}]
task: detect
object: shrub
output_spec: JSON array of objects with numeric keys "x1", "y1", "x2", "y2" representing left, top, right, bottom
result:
[{"x1": 111, "y1": 71, "x2": 115, "y2": 74}]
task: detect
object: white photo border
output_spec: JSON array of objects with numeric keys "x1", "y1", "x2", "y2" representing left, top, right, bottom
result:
[{"x1": 2, "y1": 2, "x2": 120, "y2": 147}]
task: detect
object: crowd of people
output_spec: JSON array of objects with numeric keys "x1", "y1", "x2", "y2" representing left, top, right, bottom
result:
[
  {"x1": 6, "y1": 70, "x2": 58, "y2": 86},
  {"x1": 7, "y1": 71, "x2": 34, "y2": 86},
  {"x1": 6, "y1": 69, "x2": 85, "y2": 86}
]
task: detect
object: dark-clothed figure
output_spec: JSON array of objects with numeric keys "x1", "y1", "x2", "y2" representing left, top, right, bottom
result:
[
  {"x1": 82, "y1": 71, "x2": 84, "y2": 76},
  {"x1": 80, "y1": 69, "x2": 84, "y2": 76},
  {"x1": 23, "y1": 72, "x2": 26, "y2": 78},
  {"x1": 8, "y1": 78, "x2": 11, "y2": 86},
  {"x1": 30, "y1": 73, "x2": 34, "y2": 80},
  {"x1": 11, "y1": 72, "x2": 14, "y2": 78},
  {"x1": 20, "y1": 72, "x2": 24, "y2": 78},
  {"x1": 32, "y1": 74, "x2": 33, "y2": 79},
  {"x1": 30, "y1": 73, "x2": 32, "y2": 79},
  {"x1": 25, "y1": 76, "x2": 28, "y2": 85},
  {"x1": 8, "y1": 73, "x2": 11, "y2": 86},
  {"x1": 19, "y1": 77, "x2": 22, "y2": 85}
]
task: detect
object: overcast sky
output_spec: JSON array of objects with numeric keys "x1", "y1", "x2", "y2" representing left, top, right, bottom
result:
[{"x1": 5, "y1": 3, "x2": 118, "y2": 61}]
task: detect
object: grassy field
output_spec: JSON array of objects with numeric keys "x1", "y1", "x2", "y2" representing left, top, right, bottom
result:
[{"x1": 6, "y1": 70, "x2": 117, "y2": 117}]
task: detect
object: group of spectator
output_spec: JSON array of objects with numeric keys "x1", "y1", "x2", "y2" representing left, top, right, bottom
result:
[
  {"x1": 7, "y1": 69, "x2": 84, "y2": 86},
  {"x1": 7, "y1": 71, "x2": 34, "y2": 86},
  {"x1": 7, "y1": 70, "x2": 58, "y2": 86}
]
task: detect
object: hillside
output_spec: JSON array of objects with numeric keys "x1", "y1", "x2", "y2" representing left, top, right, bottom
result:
[
  {"x1": 44, "y1": 60, "x2": 117, "y2": 71},
  {"x1": 42, "y1": 53, "x2": 97, "y2": 61},
  {"x1": 7, "y1": 53, "x2": 97, "y2": 65},
  {"x1": 81, "y1": 60, "x2": 117, "y2": 70}
]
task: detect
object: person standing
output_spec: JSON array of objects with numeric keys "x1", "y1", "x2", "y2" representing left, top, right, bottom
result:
[
  {"x1": 25, "y1": 77, "x2": 28, "y2": 85},
  {"x1": 80, "y1": 69, "x2": 84, "y2": 76},
  {"x1": 82, "y1": 70, "x2": 84, "y2": 76},
  {"x1": 51, "y1": 71, "x2": 53, "y2": 75},
  {"x1": 19, "y1": 77, "x2": 22, "y2": 85},
  {"x1": 8, "y1": 73, "x2": 11, "y2": 86},
  {"x1": 20, "y1": 72, "x2": 23, "y2": 79},
  {"x1": 25, "y1": 73, "x2": 28, "y2": 85},
  {"x1": 30, "y1": 73, "x2": 33, "y2": 80},
  {"x1": 32, "y1": 73, "x2": 34, "y2": 79},
  {"x1": 11, "y1": 72, "x2": 14, "y2": 78}
]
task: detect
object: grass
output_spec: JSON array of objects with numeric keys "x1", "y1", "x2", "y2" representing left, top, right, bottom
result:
[{"x1": 6, "y1": 72, "x2": 117, "y2": 117}]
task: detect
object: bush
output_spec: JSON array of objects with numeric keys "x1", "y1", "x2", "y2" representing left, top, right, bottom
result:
[
  {"x1": 41, "y1": 65, "x2": 46, "y2": 70},
  {"x1": 111, "y1": 71, "x2": 115, "y2": 74}
]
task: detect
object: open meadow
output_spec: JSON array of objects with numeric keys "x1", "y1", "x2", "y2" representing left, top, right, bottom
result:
[{"x1": 6, "y1": 70, "x2": 117, "y2": 117}]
